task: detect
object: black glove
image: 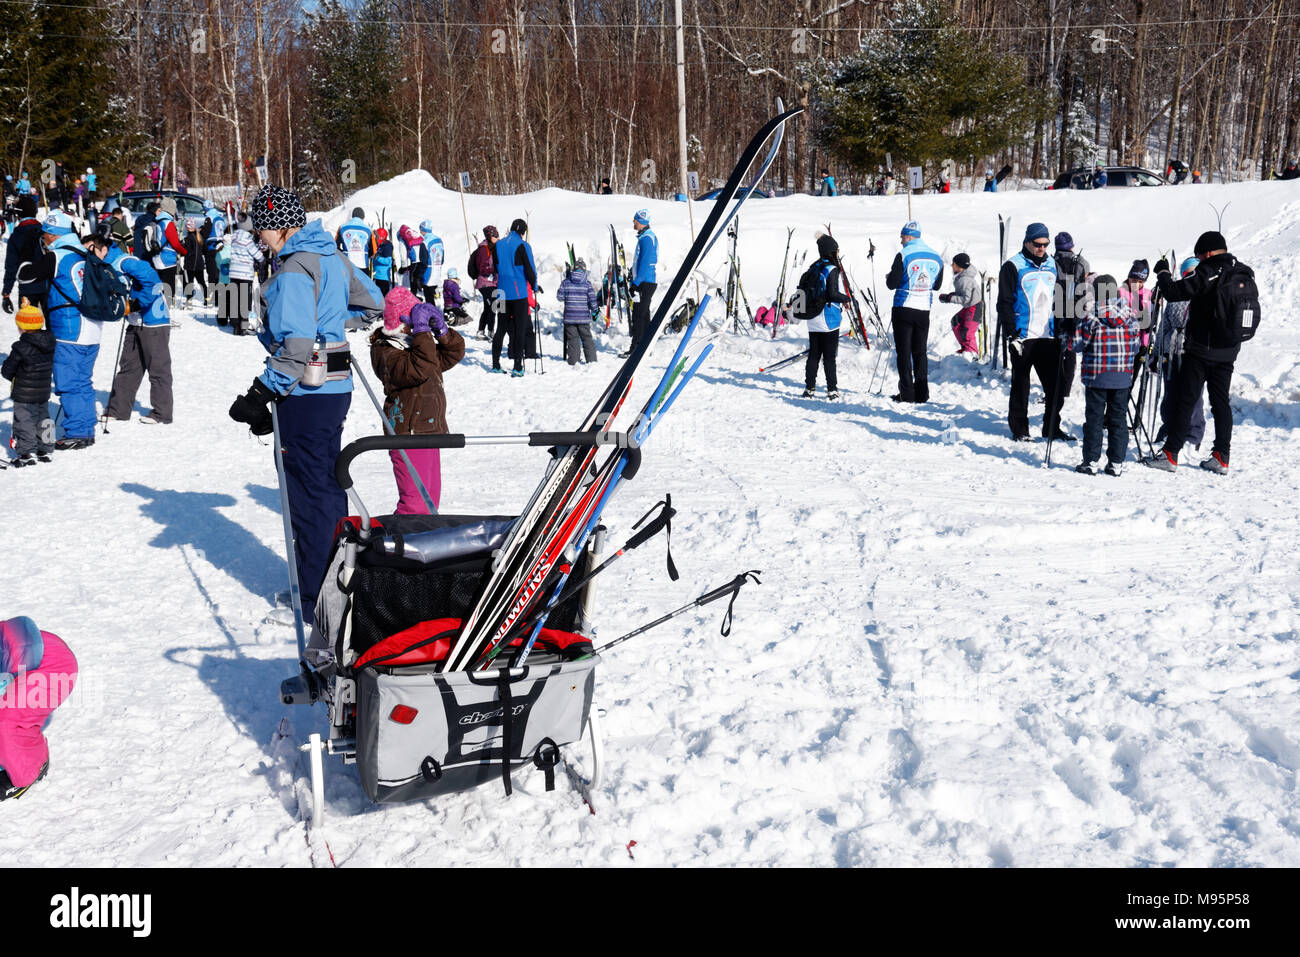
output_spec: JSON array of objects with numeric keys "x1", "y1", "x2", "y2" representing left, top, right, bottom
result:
[
  {"x1": 1, "y1": 296, "x2": 12, "y2": 314},
  {"x1": 534, "y1": 284, "x2": 544, "y2": 295},
  {"x1": 228, "y1": 378, "x2": 279, "y2": 436},
  {"x1": 938, "y1": 293, "x2": 952, "y2": 303},
  {"x1": 1154, "y1": 258, "x2": 1170, "y2": 275}
]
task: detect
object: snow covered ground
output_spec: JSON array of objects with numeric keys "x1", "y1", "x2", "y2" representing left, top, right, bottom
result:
[{"x1": 2, "y1": 172, "x2": 1298, "y2": 867}]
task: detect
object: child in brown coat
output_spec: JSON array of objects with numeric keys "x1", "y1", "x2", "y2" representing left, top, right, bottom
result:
[{"x1": 370, "y1": 286, "x2": 465, "y2": 512}]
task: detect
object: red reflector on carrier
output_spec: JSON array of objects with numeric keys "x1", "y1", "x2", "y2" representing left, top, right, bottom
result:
[{"x1": 389, "y1": 705, "x2": 419, "y2": 725}]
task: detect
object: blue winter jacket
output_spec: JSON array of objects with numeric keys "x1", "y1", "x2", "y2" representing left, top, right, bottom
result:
[
  {"x1": 337, "y1": 217, "x2": 372, "y2": 270},
  {"x1": 996, "y1": 250, "x2": 1058, "y2": 339},
  {"x1": 631, "y1": 227, "x2": 658, "y2": 285},
  {"x1": 86, "y1": 172, "x2": 97, "y2": 192},
  {"x1": 257, "y1": 221, "x2": 384, "y2": 397},
  {"x1": 887, "y1": 239, "x2": 945, "y2": 311},
  {"x1": 493, "y1": 231, "x2": 537, "y2": 301},
  {"x1": 151, "y1": 211, "x2": 182, "y2": 269},
  {"x1": 984, "y1": 178, "x2": 997, "y2": 193},
  {"x1": 47, "y1": 234, "x2": 97, "y2": 344},
  {"x1": 419, "y1": 227, "x2": 445, "y2": 288},
  {"x1": 106, "y1": 247, "x2": 170, "y2": 327},
  {"x1": 372, "y1": 241, "x2": 393, "y2": 282}
]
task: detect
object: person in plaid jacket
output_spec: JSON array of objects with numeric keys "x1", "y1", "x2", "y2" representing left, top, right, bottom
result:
[{"x1": 1070, "y1": 275, "x2": 1141, "y2": 476}]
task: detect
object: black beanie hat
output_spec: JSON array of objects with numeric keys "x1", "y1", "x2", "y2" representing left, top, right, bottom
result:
[
  {"x1": 1128, "y1": 259, "x2": 1150, "y2": 281},
  {"x1": 1193, "y1": 230, "x2": 1226, "y2": 256},
  {"x1": 251, "y1": 185, "x2": 307, "y2": 231},
  {"x1": 816, "y1": 234, "x2": 839, "y2": 260},
  {"x1": 16, "y1": 195, "x2": 36, "y2": 218},
  {"x1": 952, "y1": 252, "x2": 971, "y2": 269}
]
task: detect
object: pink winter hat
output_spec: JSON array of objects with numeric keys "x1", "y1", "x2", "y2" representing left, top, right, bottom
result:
[{"x1": 383, "y1": 287, "x2": 420, "y2": 330}]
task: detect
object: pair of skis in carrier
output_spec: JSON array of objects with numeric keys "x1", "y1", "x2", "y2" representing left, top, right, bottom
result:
[{"x1": 275, "y1": 107, "x2": 798, "y2": 821}]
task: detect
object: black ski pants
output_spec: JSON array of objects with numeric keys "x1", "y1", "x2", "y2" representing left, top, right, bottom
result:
[
  {"x1": 891, "y1": 307, "x2": 930, "y2": 402},
  {"x1": 478, "y1": 287, "x2": 498, "y2": 335},
  {"x1": 804, "y1": 330, "x2": 839, "y2": 392},
  {"x1": 631, "y1": 282, "x2": 656, "y2": 348},
  {"x1": 493, "y1": 298, "x2": 529, "y2": 371},
  {"x1": 1162, "y1": 352, "x2": 1234, "y2": 461},
  {"x1": 1082, "y1": 386, "x2": 1129, "y2": 466},
  {"x1": 1008, "y1": 337, "x2": 1066, "y2": 438}
]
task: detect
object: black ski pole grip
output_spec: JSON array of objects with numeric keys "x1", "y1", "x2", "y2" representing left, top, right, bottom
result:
[
  {"x1": 626, "y1": 504, "x2": 674, "y2": 550},
  {"x1": 335, "y1": 433, "x2": 469, "y2": 490},
  {"x1": 621, "y1": 446, "x2": 643, "y2": 481},
  {"x1": 696, "y1": 570, "x2": 762, "y2": 607},
  {"x1": 527, "y1": 431, "x2": 620, "y2": 447}
]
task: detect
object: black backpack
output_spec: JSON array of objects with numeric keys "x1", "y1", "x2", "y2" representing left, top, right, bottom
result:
[
  {"x1": 53, "y1": 250, "x2": 129, "y2": 323},
  {"x1": 792, "y1": 258, "x2": 830, "y2": 320},
  {"x1": 1216, "y1": 260, "x2": 1261, "y2": 343}
]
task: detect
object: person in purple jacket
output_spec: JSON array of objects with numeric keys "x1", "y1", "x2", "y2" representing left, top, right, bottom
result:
[
  {"x1": 441, "y1": 267, "x2": 471, "y2": 326},
  {"x1": 557, "y1": 258, "x2": 598, "y2": 365}
]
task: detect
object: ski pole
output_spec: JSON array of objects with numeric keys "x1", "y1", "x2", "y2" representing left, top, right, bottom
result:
[
  {"x1": 100, "y1": 317, "x2": 130, "y2": 434},
  {"x1": 1043, "y1": 337, "x2": 1069, "y2": 468},
  {"x1": 577, "y1": 570, "x2": 762, "y2": 660},
  {"x1": 351, "y1": 360, "x2": 437, "y2": 514},
  {"x1": 270, "y1": 404, "x2": 309, "y2": 665},
  {"x1": 501, "y1": 497, "x2": 678, "y2": 662}
]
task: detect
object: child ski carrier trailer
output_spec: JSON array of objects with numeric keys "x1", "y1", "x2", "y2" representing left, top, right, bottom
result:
[{"x1": 280, "y1": 431, "x2": 618, "y2": 820}]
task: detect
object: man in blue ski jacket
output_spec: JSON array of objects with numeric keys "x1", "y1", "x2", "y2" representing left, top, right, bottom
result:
[
  {"x1": 490, "y1": 217, "x2": 539, "y2": 376},
  {"x1": 1092, "y1": 164, "x2": 1108, "y2": 189},
  {"x1": 103, "y1": 240, "x2": 174, "y2": 424},
  {"x1": 820, "y1": 169, "x2": 837, "y2": 196},
  {"x1": 884, "y1": 221, "x2": 943, "y2": 403},
  {"x1": 984, "y1": 170, "x2": 997, "y2": 193},
  {"x1": 202, "y1": 200, "x2": 228, "y2": 304},
  {"x1": 336, "y1": 207, "x2": 372, "y2": 273},
  {"x1": 997, "y1": 222, "x2": 1070, "y2": 442},
  {"x1": 626, "y1": 208, "x2": 657, "y2": 355}
]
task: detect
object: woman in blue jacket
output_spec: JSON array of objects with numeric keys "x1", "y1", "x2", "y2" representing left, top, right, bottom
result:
[{"x1": 228, "y1": 186, "x2": 384, "y2": 626}]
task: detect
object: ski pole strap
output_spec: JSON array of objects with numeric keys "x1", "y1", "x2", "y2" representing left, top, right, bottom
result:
[
  {"x1": 628, "y1": 495, "x2": 678, "y2": 580},
  {"x1": 696, "y1": 570, "x2": 761, "y2": 637}
]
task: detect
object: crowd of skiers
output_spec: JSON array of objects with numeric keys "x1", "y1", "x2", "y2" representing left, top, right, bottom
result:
[{"x1": 797, "y1": 215, "x2": 1258, "y2": 477}]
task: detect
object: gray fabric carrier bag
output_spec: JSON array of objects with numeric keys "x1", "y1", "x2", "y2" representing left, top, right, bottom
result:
[{"x1": 356, "y1": 655, "x2": 597, "y2": 803}]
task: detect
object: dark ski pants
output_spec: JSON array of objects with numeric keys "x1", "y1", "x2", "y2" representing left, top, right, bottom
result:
[
  {"x1": 106, "y1": 325, "x2": 173, "y2": 422},
  {"x1": 375, "y1": 279, "x2": 391, "y2": 298},
  {"x1": 1082, "y1": 386, "x2": 1129, "y2": 466},
  {"x1": 804, "y1": 329, "x2": 839, "y2": 392},
  {"x1": 11, "y1": 401, "x2": 53, "y2": 455},
  {"x1": 891, "y1": 307, "x2": 930, "y2": 402},
  {"x1": 631, "y1": 282, "x2": 657, "y2": 349},
  {"x1": 493, "y1": 298, "x2": 529, "y2": 371},
  {"x1": 478, "y1": 287, "x2": 498, "y2": 335},
  {"x1": 1155, "y1": 360, "x2": 1206, "y2": 450},
  {"x1": 276, "y1": 391, "x2": 350, "y2": 626},
  {"x1": 157, "y1": 266, "x2": 178, "y2": 307},
  {"x1": 1008, "y1": 337, "x2": 1066, "y2": 438},
  {"x1": 1162, "y1": 353, "x2": 1234, "y2": 462},
  {"x1": 564, "y1": 322, "x2": 597, "y2": 364}
]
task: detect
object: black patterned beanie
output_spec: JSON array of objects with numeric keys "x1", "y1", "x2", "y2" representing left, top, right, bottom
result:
[{"x1": 251, "y1": 185, "x2": 307, "y2": 231}]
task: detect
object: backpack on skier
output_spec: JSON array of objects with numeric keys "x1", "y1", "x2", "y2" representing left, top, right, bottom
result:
[
  {"x1": 53, "y1": 250, "x2": 129, "y2": 323},
  {"x1": 791, "y1": 259, "x2": 829, "y2": 320},
  {"x1": 1216, "y1": 260, "x2": 1261, "y2": 344}
]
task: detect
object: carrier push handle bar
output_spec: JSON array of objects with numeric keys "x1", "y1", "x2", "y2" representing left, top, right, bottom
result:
[{"x1": 335, "y1": 431, "x2": 639, "y2": 492}]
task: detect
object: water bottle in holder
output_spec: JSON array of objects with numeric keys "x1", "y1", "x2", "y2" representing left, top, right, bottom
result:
[{"x1": 303, "y1": 337, "x2": 327, "y2": 387}]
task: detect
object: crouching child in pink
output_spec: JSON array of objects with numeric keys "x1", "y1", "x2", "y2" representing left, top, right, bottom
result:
[
  {"x1": 939, "y1": 253, "x2": 980, "y2": 358},
  {"x1": 370, "y1": 288, "x2": 466, "y2": 513},
  {"x1": 1, "y1": 616, "x2": 77, "y2": 800}
]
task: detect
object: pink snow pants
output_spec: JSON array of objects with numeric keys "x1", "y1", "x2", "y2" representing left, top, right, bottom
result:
[
  {"x1": 0, "y1": 631, "x2": 77, "y2": 788},
  {"x1": 390, "y1": 447, "x2": 442, "y2": 514},
  {"x1": 952, "y1": 305, "x2": 980, "y2": 353}
]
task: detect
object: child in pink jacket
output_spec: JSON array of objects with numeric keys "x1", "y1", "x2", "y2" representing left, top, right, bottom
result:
[{"x1": 0, "y1": 616, "x2": 77, "y2": 799}]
